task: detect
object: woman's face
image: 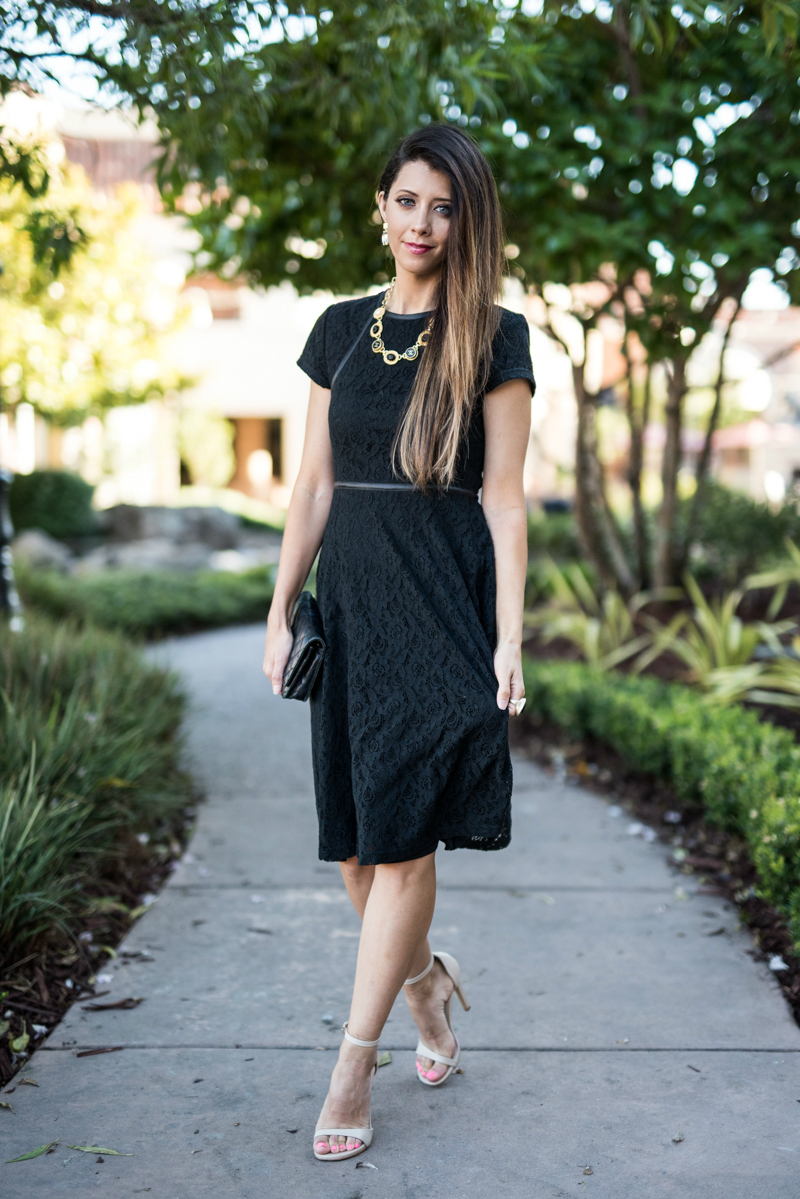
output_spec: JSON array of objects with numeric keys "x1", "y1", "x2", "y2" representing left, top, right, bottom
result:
[{"x1": 378, "y1": 159, "x2": 452, "y2": 280}]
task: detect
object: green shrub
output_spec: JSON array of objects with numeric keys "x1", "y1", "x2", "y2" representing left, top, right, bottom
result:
[
  {"x1": 527, "y1": 509, "x2": 583, "y2": 562},
  {"x1": 682, "y1": 482, "x2": 800, "y2": 584},
  {"x1": 0, "y1": 615, "x2": 190, "y2": 962},
  {"x1": 521, "y1": 657, "x2": 800, "y2": 950},
  {"x1": 9, "y1": 469, "x2": 98, "y2": 539},
  {"x1": 17, "y1": 564, "x2": 274, "y2": 637}
]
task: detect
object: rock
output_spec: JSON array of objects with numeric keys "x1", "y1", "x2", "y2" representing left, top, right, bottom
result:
[
  {"x1": 102, "y1": 505, "x2": 240, "y2": 549},
  {"x1": 73, "y1": 539, "x2": 213, "y2": 575},
  {"x1": 12, "y1": 529, "x2": 74, "y2": 572}
]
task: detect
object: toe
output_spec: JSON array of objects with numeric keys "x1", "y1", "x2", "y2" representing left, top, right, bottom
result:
[{"x1": 315, "y1": 1137, "x2": 331, "y2": 1155}]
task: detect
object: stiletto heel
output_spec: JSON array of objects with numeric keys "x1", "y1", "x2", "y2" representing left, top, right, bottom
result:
[
  {"x1": 313, "y1": 1023, "x2": 378, "y2": 1162},
  {"x1": 404, "y1": 950, "x2": 470, "y2": 1087}
]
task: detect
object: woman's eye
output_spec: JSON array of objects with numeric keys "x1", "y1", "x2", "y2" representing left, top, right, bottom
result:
[{"x1": 435, "y1": 205, "x2": 451, "y2": 215}]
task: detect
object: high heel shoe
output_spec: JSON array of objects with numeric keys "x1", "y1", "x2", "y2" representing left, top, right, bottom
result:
[
  {"x1": 313, "y1": 1022, "x2": 378, "y2": 1162},
  {"x1": 404, "y1": 950, "x2": 470, "y2": 1088}
]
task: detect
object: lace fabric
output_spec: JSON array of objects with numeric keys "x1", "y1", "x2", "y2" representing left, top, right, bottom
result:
[{"x1": 297, "y1": 298, "x2": 535, "y2": 865}]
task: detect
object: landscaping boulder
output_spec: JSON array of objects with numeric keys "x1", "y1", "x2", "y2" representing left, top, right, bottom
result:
[
  {"x1": 12, "y1": 528, "x2": 74, "y2": 573},
  {"x1": 102, "y1": 505, "x2": 240, "y2": 549}
]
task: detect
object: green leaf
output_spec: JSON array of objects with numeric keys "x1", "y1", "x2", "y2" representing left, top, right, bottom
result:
[
  {"x1": 6, "y1": 1141, "x2": 58, "y2": 1162},
  {"x1": 0, "y1": 1020, "x2": 10, "y2": 1038},
  {"x1": 10, "y1": 1032, "x2": 30, "y2": 1053},
  {"x1": 0, "y1": 1101, "x2": 15, "y2": 1112},
  {"x1": 66, "y1": 1145, "x2": 133, "y2": 1156},
  {"x1": 377, "y1": 1050, "x2": 392, "y2": 1067}
]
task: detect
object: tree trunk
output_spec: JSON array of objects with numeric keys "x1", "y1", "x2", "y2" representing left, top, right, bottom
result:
[
  {"x1": 573, "y1": 364, "x2": 636, "y2": 595},
  {"x1": 654, "y1": 356, "x2": 687, "y2": 588},
  {"x1": 677, "y1": 300, "x2": 740, "y2": 576},
  {"x1": 625, "y1": 358, "x2": 652, "y2": 589}
]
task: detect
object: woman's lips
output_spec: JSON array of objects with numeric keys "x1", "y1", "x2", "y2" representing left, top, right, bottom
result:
[{"x1": 403, "y1": 241, "x2": 434, "y2": 255}]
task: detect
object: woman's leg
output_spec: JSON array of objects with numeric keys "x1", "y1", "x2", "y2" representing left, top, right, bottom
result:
[
  {"x1": 315, "y1": 852, "x2": 437, "y2": 1156},
  {"x1": 339, "y1": 856, "x2": 374, "y2": 918},
  {"x1": 337, "y1": 855, "x2": 454, "y2": 1086}
]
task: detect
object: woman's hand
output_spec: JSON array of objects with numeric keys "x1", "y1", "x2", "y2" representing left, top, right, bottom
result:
[
  {"x1": 494, "y1": 640, "x2": 525, "y2": 714},
  {"x1": 263, "y1": 620, "x2": 295, "y2": 696}
]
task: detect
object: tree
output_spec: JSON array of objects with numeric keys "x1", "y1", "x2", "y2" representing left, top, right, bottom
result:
[
  {"x1": 0, "y1": 130, "x2": 189, "y2": 424},
  {"x1": 492, "y1": 2, "x2": 800, "y2": 587}
]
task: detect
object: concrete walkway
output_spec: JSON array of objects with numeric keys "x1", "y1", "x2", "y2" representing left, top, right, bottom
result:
[{"x1": 3, "y1": 623, "x2": 800, "y2": 1198}]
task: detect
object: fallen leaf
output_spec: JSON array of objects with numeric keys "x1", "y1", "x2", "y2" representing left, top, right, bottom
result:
[
  {"x1": 583, "y1": 1166, "x2": 594, "y2": 1175},
  {"x1": 355, "y1": 1161, "x2": 378, "y2": 1169},
  {"x1": 96, "y1": 1156, "x2": 104, "y2": 1163},
  {"x1": 769, "y1": 955, "x2": 789, "y2": 972},
  {"x1": 0, "y1": 1019, "x2": 9, "y2": 1037},
  {"x1": 75, "y1": 1046, "x2": 124, "y2": 1058},
  {"x1": 6, "y1": 1141, "x2": 59, "y2": 1162},
  {"x1": 66, "y1": 1145, "x2": 133, "y2": 1156},
  {"x1": 615, "y1": 1039, "x2": 629, "y2": 1045},
  {"x1": 193, "y1": 1078, "x2": 204, "y2": 1084},
  {"x1": 285, "y1": 1128, "x2": 298, "y2": 1134},
  {"x1": 377, "y1": 1050, "x2": 392, "y2": 1068},
  {"x1": 687, "y1": 1064, "x2": 701, "y2": 1073},
  {"x1": 10, "y1": 1032, "x2": 30, "y2": 1053},
  {"x1": 538, "y1": 894, "x2": 556, "y2": 906},
  {"x1": 248, "y1": 928, "x2": 273, "y2": 935},
  {"x1": 0, "y1": 1101, "x2": 14, "y2": 1112},
  {"x1": 81, "y1": 998, "x2": 145, "y2": 1011},
  {"x1": 18, "y1": 1077, "x2": 39, "y2": 1087},
  {"x1": 672, "y1": 1133, "x2": 684, "y2": 1143}
]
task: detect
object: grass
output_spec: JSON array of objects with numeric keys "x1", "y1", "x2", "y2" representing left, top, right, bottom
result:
[
  {"x1": 17, "y1": 564, "x2": 274, "y2": 638},
  {"x1": 0, "y1": 614, "x2": 191, "y2": 966}
]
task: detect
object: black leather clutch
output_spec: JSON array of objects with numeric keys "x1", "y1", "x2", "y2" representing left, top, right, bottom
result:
[{"x1": 281, "y1": 590, "x2": 326, "y2": 701}]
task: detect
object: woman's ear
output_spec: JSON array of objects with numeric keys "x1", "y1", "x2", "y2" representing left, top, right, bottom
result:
[{"x1": 376, "y1": 191, "x2": 386, "y2": 221}]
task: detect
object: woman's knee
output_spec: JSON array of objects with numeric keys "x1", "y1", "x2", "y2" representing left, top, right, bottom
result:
[
  {"x1": 339, "y1": 855, "x2": 373, "y2": 881},
  {"x1": 375, "y1": 853, "x2": 435, "y2": 889}
]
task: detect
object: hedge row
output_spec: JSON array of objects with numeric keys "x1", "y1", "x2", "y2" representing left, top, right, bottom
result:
[
  {"x1": 17, "y1": 565, "x2": 274, "y2": 638},
  {"x1": 521, "y1": 657, "x2": 800, "y2": 950}
]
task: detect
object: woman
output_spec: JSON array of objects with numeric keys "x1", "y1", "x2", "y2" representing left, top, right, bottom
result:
[{"x1": 263, "y1": 124, "x2": 534, "y2": 1161}]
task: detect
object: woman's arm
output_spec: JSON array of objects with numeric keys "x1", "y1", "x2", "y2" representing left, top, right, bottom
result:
[
  {"x1": 263, "y1": 380, "x2": 335, "y2": 694},
  {"x1": 481, "y1": 378, "x2": 532, "y2": 711}
]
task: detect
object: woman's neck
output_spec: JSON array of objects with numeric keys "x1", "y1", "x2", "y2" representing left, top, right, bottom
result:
[{"x1": 385, "y1": 267, "x2": 440, "y2": 315}]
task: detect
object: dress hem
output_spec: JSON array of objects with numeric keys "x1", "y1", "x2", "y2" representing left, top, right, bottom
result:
[{"x1": 319, "y1": 830, "x2": 510, "y2": 866}]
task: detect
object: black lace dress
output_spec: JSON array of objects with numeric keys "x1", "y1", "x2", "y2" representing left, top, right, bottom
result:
[{"x1": 297, "y1": 295, "x2": 535, "y2": 865}]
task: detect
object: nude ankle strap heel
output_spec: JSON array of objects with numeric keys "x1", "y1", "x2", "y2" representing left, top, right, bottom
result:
[
  {"x1": 405, "y1": 951, "x2": 470, "y2": 1088},
  {"x1": 341, "y1": 1022, "x2": 380, "y2": 1048},
  {"x1": 313, "y1": 1023, "x2": 379, "y2": 1163}
]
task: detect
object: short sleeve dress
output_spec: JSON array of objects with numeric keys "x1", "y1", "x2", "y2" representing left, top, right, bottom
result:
[{"x1": 297, "y1": 295, "x2": 535, "y2": 866}]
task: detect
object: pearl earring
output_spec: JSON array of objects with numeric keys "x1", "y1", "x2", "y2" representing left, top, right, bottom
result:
[{"x1": 381, "y1": 221, "x2": 389, "y2": 247}]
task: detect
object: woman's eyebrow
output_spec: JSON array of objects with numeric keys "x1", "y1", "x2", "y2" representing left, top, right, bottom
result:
[{"x1": 395, "y1": 189, "x2": 452, "y2": 202}]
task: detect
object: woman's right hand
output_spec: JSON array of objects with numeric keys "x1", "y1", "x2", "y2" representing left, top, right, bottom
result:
[{"x1": 263, "y1": 620, "x2": 295, "y2": 696}]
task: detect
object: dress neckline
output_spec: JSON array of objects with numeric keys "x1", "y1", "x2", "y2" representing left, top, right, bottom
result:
[{"x1": 383, "y1": 309, "x2": 432, "y2": 320}]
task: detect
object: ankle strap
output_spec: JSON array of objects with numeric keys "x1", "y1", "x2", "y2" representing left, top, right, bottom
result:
[
  {"x1": 404, "y1": 954, "x2": 435, "y2": 986},
  {"x1": 342, "y1": 1021, "x2": 380, "y2": 1048}
]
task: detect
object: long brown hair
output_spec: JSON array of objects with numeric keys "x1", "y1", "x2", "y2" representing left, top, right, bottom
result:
[{"x1": 378, "y1": 125, "x2": 505, "y2": 489}]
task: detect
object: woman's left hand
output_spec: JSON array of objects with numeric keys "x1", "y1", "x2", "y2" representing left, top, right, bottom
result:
[{"x1": 494, "y1": 641, "x2": 525, "y2": 715}]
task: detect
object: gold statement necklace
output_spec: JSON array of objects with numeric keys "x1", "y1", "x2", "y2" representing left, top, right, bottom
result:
[{"x1": 370, "y1": 278, "x2": 434, "y2": 366}]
